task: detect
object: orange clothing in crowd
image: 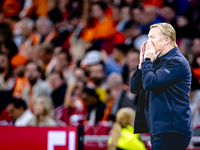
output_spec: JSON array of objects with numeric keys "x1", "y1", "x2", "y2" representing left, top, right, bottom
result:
[
  {"x1": 82, "y1": 16, "x2": 116, "y2": 42},
  {"x1": 143, "y1": 0, "x2": 163, "y2": 8},
  {"x1": 1, "y1": 0, "x2": 21, "y2": 16},
  {"x1": 12, "y1": 77, "x2": 29, "y2": 98},
  {"x1": 19, "y1": 33, "x2": 40, "y2": 55},
  {"x1": 191, "y1": 67, "x2": 200, "y2": 82},
  {"x1": 10, "y1": 54, "x2": 27, "y2": 68},
  {"x1": 25, "y1": 0, "x2": 48, "y2": 17},
  {"x1": 101, "y1": 97, "x2": 114, "y2": 121}
]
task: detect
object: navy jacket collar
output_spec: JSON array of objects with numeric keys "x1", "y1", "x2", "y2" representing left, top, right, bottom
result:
[
  {"x1": 158, "y1": 47, "x2": 179, "y2": 60},
  {"x1": 154, "y1": 47, "x2": 179, "y2": 70}
]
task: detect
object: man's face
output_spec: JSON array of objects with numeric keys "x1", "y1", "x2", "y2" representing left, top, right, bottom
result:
[
  {"x1": 49, "y1": 73, "x2": 64, "y2": 91},
  {"x1": 113, "y1": 48, "x2": 122, "y2": 63},
  {"x1": 55, "y1": 53, "x2": 69, "y2": 71},
  {"x1": 162, "y1": 6, "x2": 175, "y2": 21},
  {"x1": 8, "y1": 104, "x2": 24, "y2": 120},
  {"x1": 90, "y1": 64, "x2": 105, "y2": 86},
  {"x1": 74, "y1": 68, "x2": 87, "y2": 82},
  {"x1": 36, "y1": 20, "x2": 51, "y2": 36},
  {"x1": 0, "y1": 54, "x2": 8, "y2": 73},
  {"x1": 92, "y1": 5, "x2": 104, "y2": 19},
  {"x1": 128, "y1": 52, "x2": 139, "y2": 71},
  {"x1": 25, "y1": 63, "x2": 40, "y2": 84},
  {"x1": 148, "y1": 27, "x2": 164, "y2": 53},
  {"x1": 192, "y1": 38, "x2": 200, "y2": 55},
  {"x1": 21, "y1": 23, "x2": 32, "y2": 37},
  {"x1": 120, "y1": 6, "x2": 130, "y2": 20},
  {"x1": 132, "y1": 8, "x2": 143, "y2": 23}
]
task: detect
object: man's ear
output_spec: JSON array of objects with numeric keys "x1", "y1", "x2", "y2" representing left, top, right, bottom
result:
[{"x1": 164, "y1": 36, "x2": 170, "y2": 46}]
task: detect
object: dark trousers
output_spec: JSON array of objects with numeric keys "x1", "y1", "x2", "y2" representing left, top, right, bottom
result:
[{"x1": 151, "y1": 132, "x2": 191, "y2": 150}]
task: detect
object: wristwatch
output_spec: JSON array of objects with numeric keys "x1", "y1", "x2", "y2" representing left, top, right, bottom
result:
[{"x1": 144, "y1": 58, "x2": 151, "y2": 62}]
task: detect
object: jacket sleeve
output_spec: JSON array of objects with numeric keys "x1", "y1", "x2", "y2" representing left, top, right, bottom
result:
[
  {"x1": 130, "y1": 66, "x2": 143, "y2": 94},
  {"x1": 141, "y1": 59, "x2": 183, "y2": 90}
]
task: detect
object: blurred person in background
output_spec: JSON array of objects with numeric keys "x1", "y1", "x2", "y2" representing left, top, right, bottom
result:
[
  {"x1": 190, "y1": 83, "x2": 200, "y2": 128},
  {"x1": 107, "y1": 73, "x2": 136, "y2": 121},
  {"x1": 140, "y1": 5, "x2": 164, "y2": 34},
  {"x1": 49, "y1": 71, "x2": 67, "y2": 108},
  {"x1": 82, "y1": 1, "x2": 116, "y2": 42},
  {"x1": 122, "y1": 48, "x2": 140, "y2": 85},
  {"x1": 9, "y1": 98, "x2": 34, "y2": 126},
  {"x1": 190, "y1": 37, "x2": 200, "y2": 68},
  {"x1": 0, "y1": 53, "x2": 13, "y2": 86},
  {"x1": 89, "y1": 61, "x2": 107, "y2": 103},
  {"x1": 16, "y1": 18, "x2": 39, "y2": 51},
  {"x1": 162, "y1": 2, "x2": 177, "y2": 27},
  {"x1": 0, "y1": 40, "x2": 18, "y2": 60},
  {"x1": 28, "y1": 94, "x2": 57, "y2": 126},
  {"x1": 108, "y1": 107, "x2": 146, "y2": 150},
  {"x1": 81, "y1": 87, "x2": 106, "y2": 125},
  {"x1": 37, "y1": 43, "x2": 55, "y2": 76},
  {"x1": 36, "y1": 17, "x2": 57, "y2": 43},
  {"x1": 112, "y1": 44, "x2": 129, "y2": 67},
  {"x1": 175, "y1": 13, "x2": 200, "y2": 40},
  {"x1": 23, "y1": 60, "x2": 51, "y2": 112},
  {"x1": 131, "y1": 2, "x2": 143, "y2": 24},
  {"x1": 116, "y1": 5, "x2": 131, "y2": 32},
  {"x1": 53, "y1": 51, "x2": 71, "y2": 74}
]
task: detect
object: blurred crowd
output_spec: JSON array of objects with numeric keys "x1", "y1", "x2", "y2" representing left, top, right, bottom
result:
[{"x1": 0, "y1": 0, "x2": 200, "y2": 142}]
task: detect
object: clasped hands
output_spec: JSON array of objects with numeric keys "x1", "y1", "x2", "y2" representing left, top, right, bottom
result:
[{"x1": 138, "y1": 40, "x2": 161, "y2": 69}]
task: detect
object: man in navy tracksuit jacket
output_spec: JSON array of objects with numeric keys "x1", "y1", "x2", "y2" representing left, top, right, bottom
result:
[{"x1": 130, "y1": 23, "x2": 192, "y2": 150}]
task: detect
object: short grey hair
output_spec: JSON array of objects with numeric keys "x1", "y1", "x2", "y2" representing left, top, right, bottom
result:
[
  {"x1": 19, "y1": 18, "x2": 35, "y2": 29},
  {"x1": 107, "y1": 73, "x2": 123, "y2": 88},
  {"x1": 36, "y1": 17, "x2": 53, "y2": 28}
]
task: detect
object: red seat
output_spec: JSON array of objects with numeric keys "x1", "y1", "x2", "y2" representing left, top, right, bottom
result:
[
  {"x1": 93, "y1": 121, "x2": 112, "y2": 135},
  {"x1": 84, "y1": 121, "x2": 94, "y2": 135}
]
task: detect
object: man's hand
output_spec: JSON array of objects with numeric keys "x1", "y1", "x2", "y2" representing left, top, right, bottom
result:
[
  {"x1": 144, "y1": 40, "x2": 160, "y2": 62},
  {"x1": 139, "y1": 41, "x2": 147, "y2": 69}
]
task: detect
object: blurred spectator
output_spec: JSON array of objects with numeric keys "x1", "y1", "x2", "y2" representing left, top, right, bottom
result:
[
  {"x1": 81, "y1": 87, "x2": 106, "y2": 125},
  {"x1": 108, "y1": 107, "x2": 146, "y2": 150},
  {"x1": 81, "y1": 50, "x2": 122, "y2": 75},
  {"x1": 23, "y1": 61, "x2": 51, "y2": 112},
  {"x1": 9, "y1": 98, "x2": 34, "y2": 126},
  {"x1": 190, "y1": 89, "x2": 200, "y2": 128},
  {"x1": 107, "y1": 73, "x2": 136, "y2": 120},
  {"x1": 0, "y1": 40, "x2": 18, "y2": 59},
  {"x1": 28, "y1": 94, "x2": 57, "y2": 126},
  {"x1": 191, "y1": 37, "x2": 200, "y2": 67},
  {"x1": 175, "y1": 13, "x2": 200, "y2": 40},
  {"x1": 0, "y1": 23, "x2": 13, "y2": 42},
  {"x1": 74, "y1": 67, "x2": 88, "y2": 83},
  {"x1": 162, "y1": 2, "x2": 176, "y2": 27},
  {"x1": 36, "y1": 17, "x2": 57, "y2": 43},
  {"x1": 82, "y1": 1, "x2": 116, "y2": 42},
  {"x1": 54, "y1": 51, "x2": 71, "y2": 74},
  {"x1": 122, "y1": 49, "x2": 140, "y2": 85},
  {"x1": 25, "y1": 0, "x2": 48, "y2": 18},
  {"x1": 89, "y1": 61, "x2": 107, "y2": 103},
  {"x1": 123, "y1": 20, "x2": 149, "y2": 50},
  {"x1": 49, "y1": 71, "x2": 67, "y2": 108},
  {"x1": 141, "y1": 5, "x2": 164, "y2": 34},
  {"x1": 116, "y1": 5, "x2": 131, "y2": 32},
  {"x1": 37, "y1": 43, "x2": 55, "y2": 75},
  {"x1": 16, "y1": 18, "x2": 39, "y2": 49},
  {"x1": 112, "y1": 44, "x2": 129, "y2": 66},
  {"x1": 0, "y1": 52, "x2": 12, "y2": 83},
  {"x1": 131, "y1": 2, "x2": 143, "y2": 24}
]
